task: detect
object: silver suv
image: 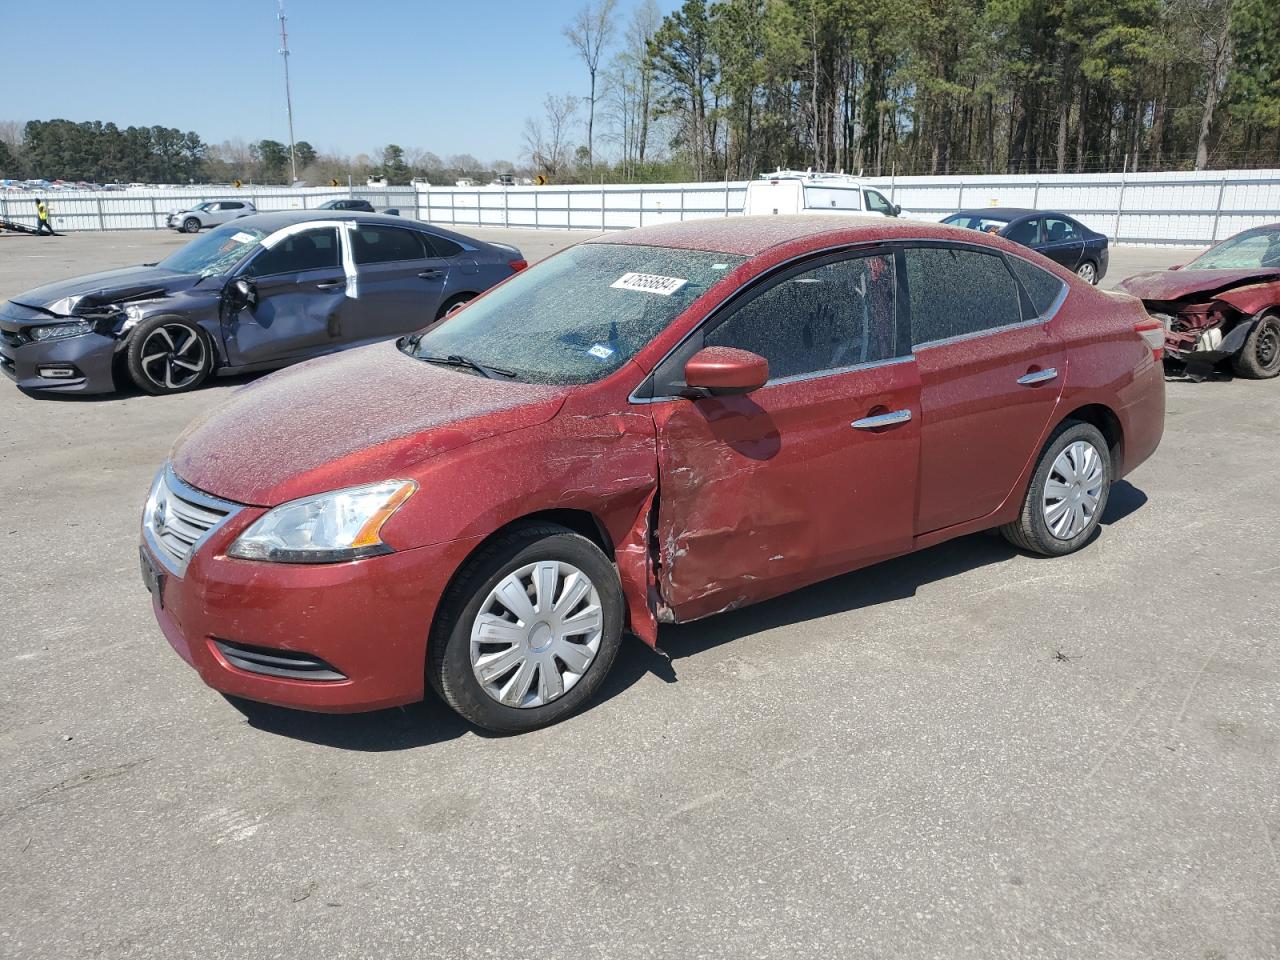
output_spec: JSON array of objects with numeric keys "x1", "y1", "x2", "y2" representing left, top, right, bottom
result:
[{"x1": 165, "y1": 200, "x2": 257, "y2": 233}]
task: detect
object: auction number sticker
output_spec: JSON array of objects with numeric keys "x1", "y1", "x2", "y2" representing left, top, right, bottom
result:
[
  {"x1": 611, "y1": 272, "x2": 688, "y2": 296},
  {"x1": 231, "y1": 232, "x2": 256, "y2": 244}
]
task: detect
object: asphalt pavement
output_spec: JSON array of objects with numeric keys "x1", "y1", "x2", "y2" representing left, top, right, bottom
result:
[{"x1": 0, "y1": 226, "x2": 1275, "y2": 960}]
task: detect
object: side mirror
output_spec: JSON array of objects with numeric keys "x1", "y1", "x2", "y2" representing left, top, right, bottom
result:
[
  {"x1": 229, "y1": 277, "x2": 258, "y2": 308},
  {"x1": 892, "y1": 204, "x2": 902, "y2": 217},
  {"x1": 384, "y1": 208, "x2": 400, "y2": 216},
  {"x1": 1169, "y1": 264, "x2": 1183, "y2": 271},
  {"x1": 683, "y1": 346, "x2": 768, "y2": 396}
]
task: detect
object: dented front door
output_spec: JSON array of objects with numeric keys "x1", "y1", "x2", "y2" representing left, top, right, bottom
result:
[{"x1": 651, "y1": 362, "x2": 921, "y2": 621}]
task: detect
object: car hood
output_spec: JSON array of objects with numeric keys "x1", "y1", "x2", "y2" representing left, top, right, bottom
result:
[
  {"x1": 171, "y1": 343, "x2": 569, "y2": 507},
  {"x1": 5, "y1": 265, "x2": 199, "y2": 317},
  {"x1": 1118, "y1": 267, "x2": 1280, "y2": 303}
]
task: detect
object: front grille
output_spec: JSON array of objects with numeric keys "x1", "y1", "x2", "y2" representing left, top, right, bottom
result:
[
  {"x1": 142, "y1": 467, "x2": 241, "y2": 576},
  {"x1": 212, "y1": 638, "x2": 347, "y2": 682}
]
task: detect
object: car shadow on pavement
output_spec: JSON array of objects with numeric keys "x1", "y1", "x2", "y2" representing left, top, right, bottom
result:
[
  {"x1": 228, "y1": 480, "x2": 1150, "y2": 750},
  {"x1": 20, "y1": 370, "x2": 268, "y2": 403}
]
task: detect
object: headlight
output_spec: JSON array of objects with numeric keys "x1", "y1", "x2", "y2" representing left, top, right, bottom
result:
[
  {"x1": 30, "y1": 320, "x2": 93, "y2": 341},
  {"x1": 227, "y1": 479, "x2": 417, "y2": 563}
]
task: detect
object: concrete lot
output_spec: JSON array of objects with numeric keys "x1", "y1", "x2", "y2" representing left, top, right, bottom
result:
[{"x1": 0, "y1": 228, "x2": 1276, "y2": 960}]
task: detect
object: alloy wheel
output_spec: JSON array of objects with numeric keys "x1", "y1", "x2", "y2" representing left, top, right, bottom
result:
[
  {"x1": 469, "y1": 560, "x2": 604, "y2": 708},
  {"x1": 139, "y1": 324, "x2": 207, "y2": 390},
  {"x1": 1041, "y1": 439, "x2": 1105, "y2": 540},
  {"x1": 1076, "y1": 262, "x2": 1096, "y2": 284}
]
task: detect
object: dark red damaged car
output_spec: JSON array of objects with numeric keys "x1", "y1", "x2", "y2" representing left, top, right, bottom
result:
[
  {"x1": 1119, "y1": 223, "x2": 1280, "y2": 379},
  {"x1": 141, "y1": 215, "x2": 1165, "y2": 733}
]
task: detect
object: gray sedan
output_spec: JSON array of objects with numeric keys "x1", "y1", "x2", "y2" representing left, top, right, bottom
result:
[{"x1": 0, "y1": 212, "x2": 527, "y2": 395}]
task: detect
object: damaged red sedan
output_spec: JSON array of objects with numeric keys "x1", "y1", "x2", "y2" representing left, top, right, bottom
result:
[
  {"x1": 1119, "y1": 223, "x2": 1280, "y2": 379},
  {"x1": 141, "y1": 215, "x2": 1165, "y2": 733}
]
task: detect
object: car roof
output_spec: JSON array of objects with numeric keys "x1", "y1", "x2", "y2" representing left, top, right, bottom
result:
[
  {"x1": 222, "y1": 210, "x2": 419, "y2": 231},
  {"x1": 585, "y1": 214, "x2": 1004, "y2": 257}
]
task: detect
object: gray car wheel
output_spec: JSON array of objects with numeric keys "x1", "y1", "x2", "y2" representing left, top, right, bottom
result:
[
  {"x1": 126, "y1": 317, "x2": 213, "y2": 395},
  {"x1": 1075, "y1": 261, "x2": 1097, "y2": 284},
  {"x1": 182, "y1": 216, "x2": 201, "y2": 234}
]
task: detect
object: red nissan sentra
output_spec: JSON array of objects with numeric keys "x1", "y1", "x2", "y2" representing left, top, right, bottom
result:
[{"x1": 141, "y1": 215, "x2": 1165, "y2": 733}]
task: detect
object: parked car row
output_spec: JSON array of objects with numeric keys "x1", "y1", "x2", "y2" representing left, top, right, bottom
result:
[{"x1": 0, "y1": 212, "x2": 527, "y2": 394}]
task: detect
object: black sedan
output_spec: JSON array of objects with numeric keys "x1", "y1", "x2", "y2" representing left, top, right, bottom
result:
[
  {"x1": 0, "y1": 212, "x2": 527, "y2": 396},
  {"x1": 941, "y1": 209, "x2": 1109, "y2": 284}
]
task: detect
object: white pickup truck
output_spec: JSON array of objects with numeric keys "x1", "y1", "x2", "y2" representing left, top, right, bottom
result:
[{"x1": 743, "y1": 171, "x2": 909, "y2": 219}]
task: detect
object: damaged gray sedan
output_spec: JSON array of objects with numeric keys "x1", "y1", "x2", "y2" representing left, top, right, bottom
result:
[{"x1": 0, "y1": 211, "x2": 527, "y2": 395}]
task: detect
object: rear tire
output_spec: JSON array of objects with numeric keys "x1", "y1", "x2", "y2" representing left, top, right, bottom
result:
[
  {"x1": 435, "y1": 293, "x2": 475, "y2": 321},
  {"x1": 1075, "y1": 261, "x2": 1098, "y2": 285},
  {"x1": 428, "y1": 523, "x2": 624, "y2": 733},
  {"x1": 1000, "y1": 420, "x2": 1111, "y2": 557},
  {"x1": 1231, "y1": 312, "x2": 1280, "y2": 379}
]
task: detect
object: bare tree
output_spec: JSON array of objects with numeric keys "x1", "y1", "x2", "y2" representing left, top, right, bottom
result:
[
  {"x1": 523, "y1": 94, "x2": 581, "y2": 177},
  {"x1": 0, "y1": 120, "x2": 25, "y2": 146},
  {"x1": 1185, "y1": 0, "x2": 1235, "y2": 170},
  {"x1": 563, "y1": 0, "x2": 618, "y2": 169}
]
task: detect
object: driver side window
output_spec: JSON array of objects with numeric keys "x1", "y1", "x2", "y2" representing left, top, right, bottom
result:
[
  {"x1": 245, "y1": 228, "x2": 341, "y2": 278},
  {"x1": 704, "y1": 252, "x2": 899, "y2": 382}
]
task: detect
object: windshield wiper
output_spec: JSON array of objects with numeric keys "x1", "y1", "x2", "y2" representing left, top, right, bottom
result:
[{"x1": 417, "y1": 352, "x2": 518, "y2": 380}]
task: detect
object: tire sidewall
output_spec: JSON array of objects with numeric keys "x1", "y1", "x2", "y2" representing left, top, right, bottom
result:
[
  {"x1": 1240, "y1": 314, "x2": 1280, "y2": 379},
  {"x1": 126, "y1": 316, "x2": 213, "y2": 395},
  {"x1": 183, "y1": 217, "x2": 200, "y2": 233},
  {"x1": 1024, "y1": 422, "x2": 1112, "y2": 556},
  {"x1": 437, "y1": 531, "x2": 624, "y2": 733},
  {"x1": 435, "y1": 293, "x2": 474, "y2": 322}
]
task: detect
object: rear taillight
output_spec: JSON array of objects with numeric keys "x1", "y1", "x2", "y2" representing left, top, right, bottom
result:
[
  {"x1": 509, "y1": 258, "x2": 528, "y2": 272},
  {"x1": 1135, "y1": 318, "x2": 1165, "y2": 360}
]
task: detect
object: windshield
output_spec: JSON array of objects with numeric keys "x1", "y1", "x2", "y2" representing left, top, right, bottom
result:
[
  {"x1": 1187, "y1": 227, "x2": 1280, "y2": 269},
  {"x1": 407, "y1": 243, "x2": 745, "y2": 384},
  {"x1": 944, "y1": 214, "x2": 1008, "y2": 235},
  {"x1": 157, "y1": 222, "x2": 268, "y2": 277}
]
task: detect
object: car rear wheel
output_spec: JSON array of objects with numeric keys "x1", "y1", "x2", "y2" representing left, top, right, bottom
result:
[
  {"x1": 1000, "y1": 420, "x2": 1111, "y2": 557},
  {"x1": 182, "y1": 217, "x2": 200, "y2": 233},
  {"x1": 1232, "y1": 312, "x2": 1280, "y2": 379},
  {"x1": 126, "y1": 316, "x2": 213, "y2": 395},
  {"x1": 435, "y1": 293, "x2": 474, "y2": 321},
  {"x1": 1075, "y1": 261, "x2": 1098, "y2": 285},
  {"x1": 428, "y1": 523, "x2": 624, "y2": 733}
]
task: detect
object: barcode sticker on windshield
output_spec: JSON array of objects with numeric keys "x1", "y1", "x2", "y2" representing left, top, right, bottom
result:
[
  {"x1": 611, "y1": 272, "x2": 688, "y2": 296},
  {"x1": 231, "y1": 232, "x2": 255, "y2": 243}
]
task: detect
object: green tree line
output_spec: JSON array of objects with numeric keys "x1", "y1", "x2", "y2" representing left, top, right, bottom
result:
[{"x1": 623, "y1": 0, "x2": 1280, "y2": 178}]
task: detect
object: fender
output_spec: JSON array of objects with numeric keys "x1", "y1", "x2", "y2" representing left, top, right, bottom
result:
[
  {"x1": 1213, "y1": 281, "x2": 1280, "y2": 318},
  {"x1": 1218, "y1": 308, "x2": 1272, "y2": 356}
]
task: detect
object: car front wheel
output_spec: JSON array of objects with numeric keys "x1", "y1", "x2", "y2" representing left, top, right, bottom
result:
[
  {"x1": 1075, "y1": 261, "x2": 1098, "y2": 285},
  {"x1": 182, "y1": 217, "x2": 201, "y2": 233},
  {"x1": 126, "y1": 316, "x2": 213, "y2": 395},
  {"x1": 1232, "y1": 312, "x2": 1280, "y2": 379},
  {"x1": 1001, "y1": 420, "x2": 1111, "y2": 556},
  {"x1": 429, "y1": 523, "x2": 625, "y2": 733}
]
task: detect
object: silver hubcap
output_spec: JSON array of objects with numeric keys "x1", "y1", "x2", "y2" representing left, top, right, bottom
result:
[
  {"x1": 140, "y1": 324, "x2": 206, "y2": 390},
  {"x1": 469, "y1": 560, "x2": 603, "y2": 708},
  {"x1": 1077, "y1": 263, "x2": 1095, "y2": 283},
  {"x1": 1042, "y1": 440, "x2": 1105, "y2": 540}
]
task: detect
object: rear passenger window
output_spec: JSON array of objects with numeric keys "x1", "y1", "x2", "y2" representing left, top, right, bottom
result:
[
  {"x1": 351, "y1": 226, "x2": 428, "y2": 264},
  {"x1": 424, "y1": 233, "x2": 464, "y2": 257},
  {"x1": 904, "y1": 246, "x2": 1022, "y2": 345},
  {"x1": 705, "y1": 253, "x2": 898, "y2": 380},
  {"x1": 1007, "y1": 256, "x2": 1067, "y2": 317},
  {"x1": 247, "y1": 228, "x2": 341, "y2": 276}
]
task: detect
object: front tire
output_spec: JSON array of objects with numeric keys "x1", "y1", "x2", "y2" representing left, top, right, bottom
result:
[
  {"x1": 126, "y1": 316, "x2": 213, "y2": 395},
  {"x1": 182, "y1": 217, "x2": 201, "y2": 233},
  {"x1": 1075, "y1": 261, "x2": 1098, "y2": 285},
  {"x1": 428, "y1": 523, "x2": 624, "y2": 733},
  {"x1": 1231, "y1": 312, "x2": 1280, "y2": 379},
  {"x1": 1001, "y1": 420, "x2": 1111, "y2": 557}
]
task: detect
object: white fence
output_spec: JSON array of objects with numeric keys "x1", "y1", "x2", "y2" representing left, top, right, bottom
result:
[{"x1": 5, "y1": 169, "x2": 1280, "y2": 247}]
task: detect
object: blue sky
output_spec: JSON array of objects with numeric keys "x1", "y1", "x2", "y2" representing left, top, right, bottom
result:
[{"x1": 4, "y1": 0, "x2": 677, "y2": 162}]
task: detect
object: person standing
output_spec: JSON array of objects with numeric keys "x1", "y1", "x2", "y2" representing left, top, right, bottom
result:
[{"x1": 35, "y1": 198, "x2": 55, "y2": 235}]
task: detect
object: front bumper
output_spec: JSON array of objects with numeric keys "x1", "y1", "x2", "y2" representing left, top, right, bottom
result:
[
  {"x1": 142, "y1": 497, "x2": 483, "y2": 713},
  {"x1": 0, "y1": 321, "x2": 118, "y2": 394}
]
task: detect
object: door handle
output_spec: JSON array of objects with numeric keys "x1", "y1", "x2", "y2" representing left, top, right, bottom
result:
[
  {"x1": 315, "y1": 279, "x2": 346, "y2": 289},
  {"x1": 851, "y1": 409, "x2": 912, "y2": 430},
  {"x1": 1017, "y1": 367, "x2": 1058, "y2": 386},
  {"x1": 418, "y1": 269, "x2": 445, "y2": 279}
]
